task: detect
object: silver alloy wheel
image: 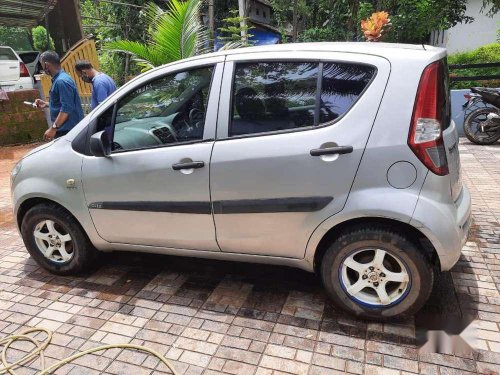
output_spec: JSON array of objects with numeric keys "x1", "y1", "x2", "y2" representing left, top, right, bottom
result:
[
  {"x1": 340, "y1": 248, "x2": 410, "y2": 306},
  {"x1": 33, "y1": 220, "x2": 73, "y2": 263}
]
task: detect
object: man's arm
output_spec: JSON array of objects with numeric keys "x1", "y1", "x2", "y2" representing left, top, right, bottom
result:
[
  {"x1": 43, "y1": 80, "x2": 75, "y2": 141},
  {"x1": 53, "y1": 111, "x2": 69, "y2": 127},
  {"x1": 94, "y1": 81, "x2": 109, "y2": 106},
  {"x1": 58, "y1": 80, "x2": 77, "y2": 124}
]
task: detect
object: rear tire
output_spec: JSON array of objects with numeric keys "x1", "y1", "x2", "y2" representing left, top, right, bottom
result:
[
  {"x1": 464, "y1": 107, "x2": 500, "y2": 145},
  {"x1": 320, "y1": 227, "x2": 433, "y2": 321},
  {"x1": 21, "y1": 203, "x2": 98, "y2": 275}
]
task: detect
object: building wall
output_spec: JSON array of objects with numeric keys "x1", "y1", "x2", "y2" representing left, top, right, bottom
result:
[
  {"x1": 249, "y1": 1, "x2": 271, "y2": 25},
  {"x1": 431, "y1": 0, "x2": 499, "y2": 53},
  {"x1": 0, "y1": 90, "x2": 47, "y2": 146}
]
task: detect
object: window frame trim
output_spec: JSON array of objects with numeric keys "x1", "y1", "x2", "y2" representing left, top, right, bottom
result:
[
  {"x1": 219, "y1": 59, "x2": 378, "y2": 141},
  {"x1": 78, "y1": 62, "x2": 222, "y2": 156}
]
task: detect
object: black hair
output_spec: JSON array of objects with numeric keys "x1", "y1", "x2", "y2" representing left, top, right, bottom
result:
[
  {"x1": 75, "y1": 60, "x2": 93, "y2": 71},
  {"x1": 40, "y1": 51, "x2": 61, "y2": 66}
]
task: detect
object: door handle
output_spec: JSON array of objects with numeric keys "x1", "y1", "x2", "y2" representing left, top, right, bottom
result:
[
  {"x1": 310, "y1": 146, "x2": 353, "y2": 156},
  {"x1": 172, "y1": 161, "x2": 205, "y2": 170}
]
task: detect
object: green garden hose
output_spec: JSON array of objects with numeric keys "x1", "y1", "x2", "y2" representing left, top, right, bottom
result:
[{"x1": 0, "y1": 327, "x2": 179, "y2": 375}]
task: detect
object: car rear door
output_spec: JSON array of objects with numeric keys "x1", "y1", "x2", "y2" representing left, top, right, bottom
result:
[
  {"x1": 0, "y1": 47, "x2": 20, "y2": 85},
  {"x1": 210, "y1": 51, "x2": 390, "y2": 258}
]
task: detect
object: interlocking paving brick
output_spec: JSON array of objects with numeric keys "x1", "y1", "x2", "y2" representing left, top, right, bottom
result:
[{"x1": 1, "y1": 141, "x2": 500, "y2": 374}]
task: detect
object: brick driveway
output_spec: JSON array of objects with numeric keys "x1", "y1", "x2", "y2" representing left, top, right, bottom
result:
[{"x1": 0, "y1": 141, "x2": 499, "y2": 375}]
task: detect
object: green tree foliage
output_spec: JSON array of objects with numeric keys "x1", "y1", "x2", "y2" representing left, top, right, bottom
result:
[
  {"x1": 105, "y1": 0, "x2": 209, "y2": 71},
  {"x1": 32, "y1": 26, "x2": 55, "y2": 52},
  {"x1": 218, "y1": 9, "x2": 254, "y2": 47},
  {"x1": 379, "y1": 0, "x2": 472, "y2": 43},
  {"x1": 483, "y1": 0, "x2": 500, "y2": 15},
  {"x1": 80, "y1": 0, "x2": 149, "y2": 84},
  {"x1": 269, "y1": 0, "x2": 484, "y2": 44},
  {"x1": 0, "y1": 27, "x2": 32, "y2": 51}
]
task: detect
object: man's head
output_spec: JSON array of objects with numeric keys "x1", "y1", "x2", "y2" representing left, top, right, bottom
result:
[
  {"x1": 75, "y1": 60, "x2": 96, "y2": 83},
  {"x1": 40, "y1": 51, "x2": 61, "y2": 77}
]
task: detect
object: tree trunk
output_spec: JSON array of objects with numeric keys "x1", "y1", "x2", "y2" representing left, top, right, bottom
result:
[
  {"x1": 123, "y1": 25, "x2": 129, "y2": 84},
  {"x1": 238, "y1": 0, "x2": 247, "y2": 44},
  {"x1": 208, "y1": 0, "x2": 214, "y2": 49},
  {"x1": 347, "y1": 0, "x2": 360, "y2": 40},
  {"x1": 292, "y1": 0, "x2": 298, "y2": 42},
  {"x1": 312, "y1": 0, "x2": 319, "y2": 28}
]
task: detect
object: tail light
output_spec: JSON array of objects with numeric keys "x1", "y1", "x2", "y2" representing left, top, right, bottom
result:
[
  {"x1": 19, "y1": 62, "x2": 30, "y2": 78},
  {"x1": 408, "y1": 61, "x2": 449, "y2": 176}
]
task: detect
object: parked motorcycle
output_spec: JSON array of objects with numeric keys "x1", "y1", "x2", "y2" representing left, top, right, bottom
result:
[{"x1": 463, "y1": 87, "x2": 500, "y2": 145}]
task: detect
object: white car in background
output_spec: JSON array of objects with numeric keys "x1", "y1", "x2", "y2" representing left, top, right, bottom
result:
[{"x1": 0, "y1": 46, "x2": 34, "y2": 92}]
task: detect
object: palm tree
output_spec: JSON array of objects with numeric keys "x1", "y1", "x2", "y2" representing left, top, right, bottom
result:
[{"x1": 105, "y1": 0, "x2": 209, "y2": 72}]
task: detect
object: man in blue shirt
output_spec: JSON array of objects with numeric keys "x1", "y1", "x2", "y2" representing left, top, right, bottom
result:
[
  {"x1": 35, "y1": 51, "x2": 84, "y2": 141},
  {"x1": 74, "y1": 60, "x2": 116, "y2": 110}
]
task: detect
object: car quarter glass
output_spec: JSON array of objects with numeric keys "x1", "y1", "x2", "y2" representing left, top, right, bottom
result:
[{"x1": 320, "y1": 62, "x2": 376, "y2": 124}]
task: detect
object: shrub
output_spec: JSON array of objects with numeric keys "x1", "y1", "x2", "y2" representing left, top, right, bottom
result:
[
  {"x1": 32, "y1": 26, "x2": 55, "y2": 52},
  {"x1": 448, "y1": 43, "x2": 500, "y2": 89}
]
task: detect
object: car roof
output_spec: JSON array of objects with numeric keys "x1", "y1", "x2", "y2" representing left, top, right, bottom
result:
[{"x1": 208, "y1": 42, "x2": 445, "y2": 59}]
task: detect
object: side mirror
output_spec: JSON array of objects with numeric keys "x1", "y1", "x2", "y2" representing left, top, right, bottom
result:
[{"x1": 90, "y1": 130, "x2": 111, "y2": 157}]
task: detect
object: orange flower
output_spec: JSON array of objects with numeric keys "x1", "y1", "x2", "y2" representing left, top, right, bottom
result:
[{"x1": 361, "y1": 11, "x2": 391, "y2": 41}]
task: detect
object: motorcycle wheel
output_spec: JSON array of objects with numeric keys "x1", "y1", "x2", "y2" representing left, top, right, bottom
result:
[{"x1": 464, "y1": 107, "x2": 500, "y2": 145}]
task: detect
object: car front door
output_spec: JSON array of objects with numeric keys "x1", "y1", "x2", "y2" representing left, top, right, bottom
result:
[
  {"x1": 210, "y1": 51, "x2": 390, "y2": 258},
  {"x1": 82, "y1": 58, "x2": 224, "y2": 251}
]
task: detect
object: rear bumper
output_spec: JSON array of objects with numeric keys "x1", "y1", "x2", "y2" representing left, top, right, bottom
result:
[
  {"x1": 0, "y1": 78, "x2": 33, "y2": 91},
  {"x1": 410, "y1": 179, "x2": 471, "y2": 271}
]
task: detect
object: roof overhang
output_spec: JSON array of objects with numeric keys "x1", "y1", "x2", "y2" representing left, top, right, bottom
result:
[{"x1": 0, "y1": 0, "x2": 58, "y2": 28}]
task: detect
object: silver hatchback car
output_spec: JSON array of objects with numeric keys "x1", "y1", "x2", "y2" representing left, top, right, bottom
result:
[{"x1": 11, "y1": 43, "x2": 471, "y2": 320}]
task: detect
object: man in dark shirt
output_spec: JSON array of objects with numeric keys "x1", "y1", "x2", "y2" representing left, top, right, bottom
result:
[
  {"x1": 74, "y1": 60, "x2": 116, "y2": 110},
  {"x1": 35, "y1": 51, "x2": 84, "y2": 141}
]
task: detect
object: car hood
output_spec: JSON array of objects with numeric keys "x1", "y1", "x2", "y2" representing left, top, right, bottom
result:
[{"x1": 23, "y1": 140, "x2": 58, "y2": 159}]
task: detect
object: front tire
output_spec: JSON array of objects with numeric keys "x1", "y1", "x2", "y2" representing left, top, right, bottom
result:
[
  {"x1": 21, "y1": 203, "x2": 98, "y2": 275},
  {"x1": 320, "y1": 227, "x2": 433, "y2": 320}
]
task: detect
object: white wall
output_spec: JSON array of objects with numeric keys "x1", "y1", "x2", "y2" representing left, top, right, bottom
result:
[{"x1": 430, "y1": 0, "x2": 499, "y2": 53}]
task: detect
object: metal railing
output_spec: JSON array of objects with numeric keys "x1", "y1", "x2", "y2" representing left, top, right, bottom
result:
[{"x1": 449, "y1": 62, "x2": 500, "y2": 82}]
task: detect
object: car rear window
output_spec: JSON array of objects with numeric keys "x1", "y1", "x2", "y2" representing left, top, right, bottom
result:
[
  {"x1": 230, "y1": 61, "x2": 376, "y2": 137},
  {"x1": 19, "y1": 52, "x2": 38, "y2": 64},
  {"x1": 0, "y1": 47, "x2": 17, "y2": 61}
]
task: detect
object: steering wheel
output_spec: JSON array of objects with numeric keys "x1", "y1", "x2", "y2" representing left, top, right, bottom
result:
[{"x1": 189, "y1": 108, "x2": 204, "y2": 125}]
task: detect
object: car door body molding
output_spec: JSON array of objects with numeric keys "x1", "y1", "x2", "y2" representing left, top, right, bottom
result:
[
  {"x1": 88, "y1": 196, "x2": 333, "y2": 215},
  {"x1": 88, "y1": 201, "x2": 212, "y2": 214},
  {"x1": 213, "y1": 197, "x2": 333, "y2": 214}
]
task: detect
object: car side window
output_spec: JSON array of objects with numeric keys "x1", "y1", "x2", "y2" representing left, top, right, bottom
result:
[
  {"x1": 230, "y1": 62, "x2": 319, "y2": 137},
  {"x1": 320, "y1": 63, "x2": 376, "y2": 124},
  {"x1": 105, "y1": 66, "x2": 213, "y2": 152},
  {"x1": 229, "y1": 61, "x2": 375, "y2": 137}
]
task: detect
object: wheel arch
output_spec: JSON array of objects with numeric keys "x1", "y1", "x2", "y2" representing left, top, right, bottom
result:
[
  {"x1": 312, "y1": 217, "x2": 440, "y2": 274},
  {"x1": 17, "y1": 197, "x2": 78, "y2": 230}
]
